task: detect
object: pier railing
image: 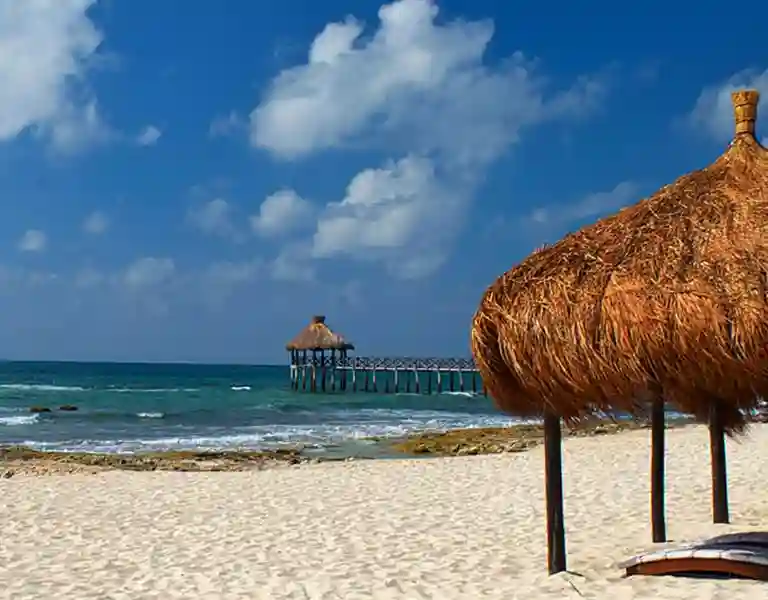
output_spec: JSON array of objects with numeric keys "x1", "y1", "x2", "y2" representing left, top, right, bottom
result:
[
  {"x1": 289, "y1": 354, "x2": 484, "y2": 395},
  {"x1": 337, "y1": 356, "x2": 476, "y2": 371}
]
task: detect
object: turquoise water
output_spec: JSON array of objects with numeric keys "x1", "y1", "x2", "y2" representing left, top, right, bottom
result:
[{"x1": 0, "y1": 361, "x2": 517, "y2": 453}]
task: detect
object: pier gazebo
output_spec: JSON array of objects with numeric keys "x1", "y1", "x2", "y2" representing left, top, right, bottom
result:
[{"x1": 287, "y1": 315, "x2": 354, "y2": 392}]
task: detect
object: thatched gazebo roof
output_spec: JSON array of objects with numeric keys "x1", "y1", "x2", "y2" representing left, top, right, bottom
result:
[
  {"x1": 286, "y1": 315, "x2": 354, "y2": 351},
  {"x1": 471, "y1": 90, "x2": 767, "y2": 431}
]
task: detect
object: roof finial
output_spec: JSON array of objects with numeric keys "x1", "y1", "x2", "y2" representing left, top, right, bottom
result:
[{"x1": 732, "y1": 89, "x2": 759, "y2": 137}]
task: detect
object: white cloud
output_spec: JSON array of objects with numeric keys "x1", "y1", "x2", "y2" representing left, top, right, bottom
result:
[
  {"x1": 82, "y1": 210, "x2": 109, "y2": 234},
  {"x1": 0, "y1": 0, "x2": 108, "y2": 152},
  {"x1": 250, "y1": 0, "x2": 605, "y2": 277},
  {"x1": 18, "y1": 229, "x2": 47, "y2": 252},
  {"x1": 688, "y1": 69, "x2": 768, "y2": 141},
  {"x1": 187, "y1": 198, "x2": 236, "y2": 238},
  {"x1": 525, "y1": 181, "x2": 639, "y2": 231},
  {"x1": 251, "y1": 0, "x2": 602, "y2": 162},
  {"x1": 122, "y1": 257, "x2": 175, "y2": 289},
  {"x1": 311, "y1": 155, "x2": 458, "y2": 277},
  {"x1": 251, "y1": 189, "x2": 314, "y2": 237},
  {"x1": 136, "y1": 125, "x2": 161, "y2": 146}
]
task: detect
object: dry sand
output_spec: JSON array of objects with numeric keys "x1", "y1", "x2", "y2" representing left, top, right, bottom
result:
[{"x1": 1, "y1": 425, "x2": 768, "y2": 600}]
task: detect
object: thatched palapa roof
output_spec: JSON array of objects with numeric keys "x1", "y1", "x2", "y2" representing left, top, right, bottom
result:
[
  {"x1": 286, "y1": 316, "x2": 354, "y2": 351},
  {"x1": 471, "y1": 90, "x2": 768, "y2": 431}
]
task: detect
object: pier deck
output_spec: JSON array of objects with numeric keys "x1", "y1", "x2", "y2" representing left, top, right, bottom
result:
[{"x1": 290, "y1": 354, "x2": 484, "y2": 395}]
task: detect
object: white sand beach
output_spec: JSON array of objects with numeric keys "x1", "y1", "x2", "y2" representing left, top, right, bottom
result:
[{"x1": 1, "y1": 425, "x2": 768, "y2": 600}]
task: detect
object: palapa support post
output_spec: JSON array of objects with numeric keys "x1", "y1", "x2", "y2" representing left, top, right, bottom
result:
[
  {"x1": 543, "y1": 410, "x2": 566, "y2": 574},
  {"x1": 709, "y1": 401, "x2": 729, "y2": 524},
  {"x1": 650, "y1": 395, "x2": 667, "y2": 543}
]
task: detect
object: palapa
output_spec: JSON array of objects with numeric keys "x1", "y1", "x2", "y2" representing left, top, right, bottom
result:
[
  {"x1": 285, "y1": 315, "x2": 354, "y2": 351},
  {"x1": 470, "y1": 89, "x2": 767, "y2": 575},
  {"x1": 472, "y1": 89, "x2": 768, "y2": 431}
]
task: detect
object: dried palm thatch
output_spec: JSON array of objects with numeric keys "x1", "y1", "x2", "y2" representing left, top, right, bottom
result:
[
  {"x1": 472, "y1": 90, "x2": 768, "y2": 432},
  {"x1": 286, "y1": 316, "x2": 354, "y2": 351}
]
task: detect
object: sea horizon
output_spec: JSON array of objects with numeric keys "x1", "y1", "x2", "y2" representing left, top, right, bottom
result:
[{"x1": 0, "y1": 360, "x2": 512, "y2": 455}]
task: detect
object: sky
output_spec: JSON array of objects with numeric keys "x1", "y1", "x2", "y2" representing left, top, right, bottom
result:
[{"x1": 1, "y1": 0, "x2": 767, "y2": 364}]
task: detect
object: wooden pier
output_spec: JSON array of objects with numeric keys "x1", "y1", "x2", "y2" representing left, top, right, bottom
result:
[
  {"x1": 286, "y1": 315, "x2": 485, "y2": 395},
  {"x1": 290, "y1": 354, "x2": 484, "y2": 394}
]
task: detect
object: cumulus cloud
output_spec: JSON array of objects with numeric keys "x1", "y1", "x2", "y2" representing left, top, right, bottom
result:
[
  {"x1": 251, "y1": 0, "x2": 603, "y2": 162},
  {"x1": 249, "y1": 0, "x2": 606, "y2": 278},
  {"x1": 187, "y1": 198, "x2": 237, "y2": 238},
  {"x1": 0, "y1": 0, "x2": 108, "y2": 152},
  {"x1": 135, "y1": 125, "x2": 162, "y2": 146},
  {"x1": 251, "y1": 189, "x2": 314, "y2": 238},
  {"x1": 688, "y1": 69, "x2": 768, "y2": 141},
  {"x1": 82, "y1": 210, "x2": 109, "y2": 234},
  {"x1": 18, "y1": 229, "x2": 47, "y2": 252},
  {"x1": 311, "y1": 155, "x2": 458, "y2": 277}
]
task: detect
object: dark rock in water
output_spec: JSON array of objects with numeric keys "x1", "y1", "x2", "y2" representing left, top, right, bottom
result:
[
  {"x1": 58, "y1": 405, "x2": 78, "y2": 411},
  {"x1": 29, "y1": 407, "x2": 51, "y2": 413}
]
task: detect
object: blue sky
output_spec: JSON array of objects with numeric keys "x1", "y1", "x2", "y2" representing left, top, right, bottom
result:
[{"x1": 1, "y1": 0, "x2": 766, "y2": 364}]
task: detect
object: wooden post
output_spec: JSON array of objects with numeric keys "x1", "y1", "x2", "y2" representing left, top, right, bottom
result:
[
  {"x1": 472, "y1": 373, "x2": 477, "y2": 393},
  {"x1": 311, "y1": 350, "x2": 318, "y2": 392},
  {"x1": 321, "y1": 350, "x2": 327, "y2": 392},
  {"x1": 289, "y1": 350, "x2": 295, "y2": 390},
  {"x1": 414, "y1": 369, "x2": 420, "y2": 393},
  {"x1": 458, "y1": 370, "x2": 464, "y2": 392},
  {"x1": 543, "y1": 411, "x2": 566, "y2": 574},
  {"x1": 373, "y1": 369, "x2": 378, "y2": 392},
  {"x1": 436, "y1": 370, "x2": 442, "y2": 393},
  {"x1": 330, "y1": 349, "x2": 336, "y2": 392},
  {"x1": 710, "y1": 401, "x2": 729, "y2": 524},
  {"x1": 394, "y1": 370, "x2": 399, "y2": 393},
  {"x1": 302, "y1": 351, "x2": 308, "y2": 391},
  {"x1": 427, "y1": 371, "x2": 432, "y2": 394},
  {"x1": 650, "y1": 395, "x2": 666, "y2": 543},
  {"x1": 352, "y1": 365, "x2": 357, "y2": 392}
]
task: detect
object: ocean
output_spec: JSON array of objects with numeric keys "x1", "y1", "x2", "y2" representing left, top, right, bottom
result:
[{"x1": 0, "y1": 361, "x2": 516, "y2": 454}]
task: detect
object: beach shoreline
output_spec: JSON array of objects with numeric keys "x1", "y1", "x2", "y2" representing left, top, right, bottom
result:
[
  {"x1": 0, "y1": 416, "x2": 695, "y2": 477},
  {"x1": 1, "y1": 423, "x2": 767, "y2": 599}
]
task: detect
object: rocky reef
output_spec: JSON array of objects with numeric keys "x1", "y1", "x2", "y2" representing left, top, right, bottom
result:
[
  {"x1": 0, "y1": 447, "x2": 310, "y2": 478},
  {"x1": 386, "y1": 417, "x2": 694, "y2": 457}
]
